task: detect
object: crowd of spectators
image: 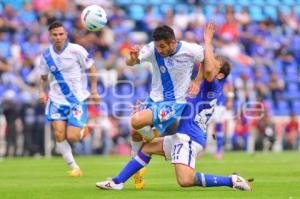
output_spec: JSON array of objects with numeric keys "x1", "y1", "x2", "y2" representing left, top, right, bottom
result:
[{"x1": 0, "y1": 0, "x2": 299, "y2": 157}]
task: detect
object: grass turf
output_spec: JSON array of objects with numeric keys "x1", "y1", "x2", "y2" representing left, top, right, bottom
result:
[{"x1": 0, "y1": 152, "x2": 299, "y2": 199}]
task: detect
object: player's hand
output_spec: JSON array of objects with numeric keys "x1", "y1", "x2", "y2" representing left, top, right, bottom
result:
[
  {"x1": 204, "y1": 22, "x2": 216, "y2": 44},
  {"x1": 90, "y1": 92, "x2": 100, "y2": 104},
  {"x1": 129, "y1": 45, "x2": 140, "y2": 62},
  {"x1": 188, "y1": 80, "x2": 200, "y2": 97},
  {"x1": 39, "y1": 92, "x2": 47, "y2": 104}
]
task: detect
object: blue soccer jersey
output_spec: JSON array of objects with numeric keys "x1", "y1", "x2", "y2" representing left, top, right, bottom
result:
[{"x1": 177, "y1": 79, "x2": 224, "y2": 147}]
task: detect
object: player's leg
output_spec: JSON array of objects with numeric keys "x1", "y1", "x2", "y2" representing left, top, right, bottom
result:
[
  {"x1": 174, "y1": 163, "x2": 252, "y2": 191},
  {"x1": 52, "y1": 121, "x2": 80, "y2": 175},
  {"x1": 168, "y1": 134, "x2": 252, "y2": 191},
  {"x1": 130, "y1": 108, "x2": 153, "y2": 189},
  {"x1": 130, "y1": 107, "x2": 153, "y2": 156},
  {"x1": 95, "y1": 137, "x2": 164, "y2": 190},
  {"x1": 64, "y1": 102, "x2": 89, "y2": 176}
]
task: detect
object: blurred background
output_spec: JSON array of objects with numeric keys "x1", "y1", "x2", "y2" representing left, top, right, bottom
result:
[{"x1": 0, "y1": 0, "x2": 299, "y2": 158}]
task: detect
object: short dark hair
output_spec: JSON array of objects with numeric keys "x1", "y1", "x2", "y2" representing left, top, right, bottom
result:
[
  {"x1": 48, "y1": 21, "x2": 64, "y2": 31},
  {"x1": 152, "y1": 25, "x2": 176, "y2": 41},
  {"x1": 216, "y1": 55, "x2": 231, "y2": 81}
]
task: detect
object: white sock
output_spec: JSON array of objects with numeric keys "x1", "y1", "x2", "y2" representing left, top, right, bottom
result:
[
  {"x1": 56, "y1": 140, "x2": 79, "y2": 170},
  {"x1": 131, "y1": 140, "x2": 143, "y2": 157}
]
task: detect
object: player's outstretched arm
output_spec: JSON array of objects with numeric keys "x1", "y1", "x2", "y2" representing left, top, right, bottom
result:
[
  {"x1": 39, "y1": 75, "x2": 48, "y2": 104},
  {"x1": 203, "y1": 22, "x2": 219, "y2": 82},
  {"x1": 126, "y1": 45, "x2": 141, "y2": 66}
]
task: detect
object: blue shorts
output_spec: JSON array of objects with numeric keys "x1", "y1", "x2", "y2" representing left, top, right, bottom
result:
[
  {"x1": 45, "y1": 100, "x2": 88, "y2": 128},
  {"x1": 142, "y1": 97, "x2": 185, "y2": 134}
]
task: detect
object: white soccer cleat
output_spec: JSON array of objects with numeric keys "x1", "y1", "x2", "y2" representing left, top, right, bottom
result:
[
  {"x1": 231, "y1": 174, "x2": 253, "y2": 191},
  {"x1": 96, "y1": 178, "x2": 124, "y2": 190}
]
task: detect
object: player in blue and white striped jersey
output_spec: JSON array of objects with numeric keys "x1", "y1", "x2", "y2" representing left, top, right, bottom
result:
[
  {"x1": 39, "y1": 21, "x2": 100, "y2": 177},
  {"x1": 126, "y1": 25, "x2": 204, "y2": 188}
]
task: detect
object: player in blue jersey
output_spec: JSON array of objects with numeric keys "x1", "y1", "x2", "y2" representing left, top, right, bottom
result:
[
  {"x1": 95, "y1": 23, "x2": 253, "y2": 191},
  {"x1": 38, "y1": 21, "x2": 100, "y2": 176},
  {"x1": 126, "y1": 24, "x2": 204, "y2": 188}
]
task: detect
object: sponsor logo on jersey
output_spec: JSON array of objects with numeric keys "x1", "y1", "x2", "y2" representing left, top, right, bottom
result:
[
  {"x1": 167, "y1": 58, "x2": 174, "y2": 67},
  {"x1": 159, "y1": 66, "x2": 166, "y2": 73},
  {"x1": 50, "y1": 65, "x2": 57, "y2": 72}
]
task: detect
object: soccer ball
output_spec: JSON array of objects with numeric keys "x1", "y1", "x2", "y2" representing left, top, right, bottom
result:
[{"x1": 81, "y1": 5, "x2": 107, "y2": 32}]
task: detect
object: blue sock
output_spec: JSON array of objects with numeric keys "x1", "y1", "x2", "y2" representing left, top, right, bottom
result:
[
  {"x1": 216, "y1": 132, "x2": 224, "y2": 153},
  {"x1": 195, "y1": 172, "x2": 233, "y2": 187},
  {"x1": 215, "y1": 123, "x2": 223, "y2": 153},
  {"x1": 113, "y1": 151, "x2": 151, "y2": 184}
]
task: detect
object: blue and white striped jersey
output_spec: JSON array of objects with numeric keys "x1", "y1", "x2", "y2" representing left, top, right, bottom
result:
[
  {"x1": 139, "y1": 41, "x2": 204, "y2": 103},
  {"x1": 39, "y1": 42, "x2": 94, "y2": 105}
]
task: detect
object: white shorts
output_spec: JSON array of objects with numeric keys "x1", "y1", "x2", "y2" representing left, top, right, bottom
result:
[{"x1": 163, "y1": 133, "x2": 203, "y2": 169}]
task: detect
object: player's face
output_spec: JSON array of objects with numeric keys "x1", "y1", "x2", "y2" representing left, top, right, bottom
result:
[
  {"x1": 154, "y1": 40, "x2": 176, "y2": 57},
  {"x1": 50, "y1": 27, "x2": 67, "y2": 49},
  {"x1": 216, "y1": 61, "x2": 225, "y2": 80}
]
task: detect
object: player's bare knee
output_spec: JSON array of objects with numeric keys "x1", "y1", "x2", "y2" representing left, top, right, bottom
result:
[
  {"x1": 177, "y1": 176, "x2": 194, "y2": 187},
  {"x1": 66, "y1": 133, "x2": 80, "y2": 143},
  {"x1": 54, "y1": 130, "x2": 65, "y2": 142},
  {"x1": 131, "y1": 115, "x2": 142, "y2": 130}
]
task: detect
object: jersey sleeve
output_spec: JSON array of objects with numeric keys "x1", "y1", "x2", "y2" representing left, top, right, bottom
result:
[
  {"x1": 138, "y1": 42, "x2": 154, "y2": 62},
  {"x1": 192, "y1": 44, "x2": 204, "y2": 63},
  {"x1": 38, "y1": 55, "x2": 49, "y2": 76},
  {"x1": 77, "y1": 45, "x2": 95, "y2": 69}
]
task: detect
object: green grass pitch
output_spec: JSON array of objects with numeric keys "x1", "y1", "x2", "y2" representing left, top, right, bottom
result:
[{"x1": 0, "y1": 152, "x2": 299, "y2": 199}]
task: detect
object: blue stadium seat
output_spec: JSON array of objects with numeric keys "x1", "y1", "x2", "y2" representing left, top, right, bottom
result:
[
  {"x1": 206, "y1": 0, "x2": 218, "y2": 4},
  {"x1": 234, "y1": 5, "x2": 242, "y2": 13},
  {"x1": 266, "y1": 0, "x2": 281, "y2": 5},
  {"x1": 291, "y1": 101, "x2": 300, "y2": 114},
  {"x1": 150, "y1": 0, "x2": 162, "y2": 5},
  {"x1": 285, "y1": 71, "x2": 298, "y2": 82},
  {"x1": 237, "y1": 0, "x2": 250, "y2": 5},
  {"x1": 295, "y1": 5, "x2": 300, "y2": 18},
  {"x1": 264, "y1": 6, "x2": 278, "y2": 20},
  {"x1": 287, "y1": 82, "x2": 299, "y2": 93},
  {"x1": 276, "y1": 100, "x2": 290, "y2": 115},
  {"x1": 175, "y1": 4, "x2": 189, "y2": 14},
  {"x1": 223, "y1": 0, "x2": 236, "y2": 5},
  {"x1": 204, "y1": 5, "x2": 215, "y2": 18},
  {"x1": 286, "y1": 64, "x2": 298, "y2": 75},
  {"x1": 281, "y1": 0, "x2": 296, "y2": 5},
  {"x1": 133, "y1": 0, "x2": 149, "y2": 5},
  {"x1": 129, "y1": 5, "x2": 145, "y2": 20},
  {"x1": 272, "y1": 61, "x2": 284, "y2": 74},
  {"x1": 163, "y1": 0, "x2": 177, "y2": 4},
  {"x1": 279, "y1": 5, "x2": 291, "y2": 15},
  {"x1": 252, "y1": 0, "x2": 265, "y2": 5},
  {"x1": 249, "y1": 6, "x2": 265, "y2": 21},
  {"x1": 115, "y1": 0, "x2": 132, "y2": 5},
  {"x1": 160, "y1": 4, "x2": 173, "y2": 14}
]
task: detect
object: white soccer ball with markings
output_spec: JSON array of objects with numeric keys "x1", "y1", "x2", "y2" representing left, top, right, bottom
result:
[{"x1": 81, "y1": 5, "x2": 107, "y2": 32}]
